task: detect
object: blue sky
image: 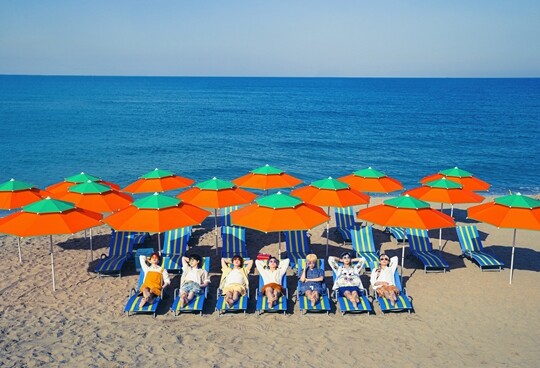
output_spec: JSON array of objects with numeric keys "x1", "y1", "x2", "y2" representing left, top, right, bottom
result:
[{"x1": 1, "y1": 0, "x2": 539, "y2": 77}]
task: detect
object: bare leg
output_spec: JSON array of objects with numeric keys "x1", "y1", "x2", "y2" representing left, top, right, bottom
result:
[
  {"x1": 187, "y1": 291, "x2": 196, "y2": 303},
  {"x1": 265, "y1": 288, "x2": 275, "y2": 307},
  {"x1": 179, "y1": 291, "x2": 188, "y2": 307},
  {"x1": 343, "y1": 290, "x2": 358, "y2": 308},
  {"x1": 232, "y1": 291, "x2": 241, "y2": 305},
  {"x1": 225, "y1": 291, "x2": 234, "y2": 307},
  {"x1": 139, "y1": 287, "x2": 150, "y2": 308}
]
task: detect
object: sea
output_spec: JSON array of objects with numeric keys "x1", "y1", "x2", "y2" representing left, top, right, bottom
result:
[{"x1": 0, "y1": 76, "x2": 539, "y2": 197}]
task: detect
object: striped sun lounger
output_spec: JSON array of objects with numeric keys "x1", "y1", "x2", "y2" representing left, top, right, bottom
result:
[
  {"x1": 334, "y1": 206, "x2": 357, "y2": 243},
  {"x1": 284, "y1": 230, "x2": 312, "y2": 269},
  {"x1": 256, "y1": 273, "x2": 288, "y2": 315},
  {"x1": 297, "y1": 259, "x2": 331, "y2": 315},
  {"x1": 161, "y1": 226, "x2": 192, "y2": 272},
  {"x1": 375, "y1": 269, "x2": 413, "y2": 314},
  {"x1": 95, "y1": 230, "x2": 139, "y2": 277},
  {"x1": 221, "y1": 226, "x2": 247, "y2": 258},
  {"x1": 386, "y1": 227, "x2": 407, "y2": 243},
  {"x1": 406, "y1": 228, "x2": 449, "y2": 273},
  {"x1": 171, "y1": 257, "x2": 210, "y2": 316},
  {"x1": 124, "y1": 269, "x2": 164, "y2": 318},
  {"x1": 350, "y1": 225, "x2": 379, "y2": 271},
  {"x1": 456, "y1": 225, "x2": 503, "y2": 271}
]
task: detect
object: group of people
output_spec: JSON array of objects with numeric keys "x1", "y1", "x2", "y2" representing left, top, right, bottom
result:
[{"x1": 137, "y1": 250, "x2": 401, "y2": 310}]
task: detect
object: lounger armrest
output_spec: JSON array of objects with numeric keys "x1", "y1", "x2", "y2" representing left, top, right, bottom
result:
[
  {"x1": 174, "y1": 288, "x2": 179, "y2": 299},
  {"x1": 100, "y1": 253, "x2": 108, "y2": 259},
  {"x1": 129, "y1": 288, "x2": 137, "y2": 297}
]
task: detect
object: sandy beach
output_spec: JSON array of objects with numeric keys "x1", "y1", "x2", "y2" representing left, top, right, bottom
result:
[{"x1": 1, "y1": 197, "x2": 539, "y2": 368}]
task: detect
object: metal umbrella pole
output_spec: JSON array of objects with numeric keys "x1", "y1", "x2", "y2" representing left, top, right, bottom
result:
[
  {"x1": 17, "y1": 237, "x2": 22, "y2": 264},
  {"x1": 50, "y1": 235, "x2": 56, "y2": 291},
  {"x1": 509, "y1": 229, "x2": 517, "y2": 285}
]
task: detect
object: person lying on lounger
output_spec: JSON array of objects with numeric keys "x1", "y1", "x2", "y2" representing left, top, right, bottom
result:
[
  {"x1": 220, "y1": 256, "x2": 254, "y2": 308},
  {"x1": 178, "y1": 254, "x2": 210, "y2": 308},
  {"x1": 370, "y1": 253, "x2": 400, "y2": 307},
  {"x1": 139, "y1": 252, "x2": 171, "y2": 308},
  {"x1": 328, "y1": 252, "x2": 366, "y2": 309},
  {"x1": 298, "y1": 253, "x2": 325, "y2": 307},
  {"x1": 255, "y1": 256, "x2": 290, "y2": 308}
]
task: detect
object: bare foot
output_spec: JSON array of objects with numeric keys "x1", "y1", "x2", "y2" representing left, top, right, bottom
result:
[{"x1": 139, "y1": 296, "x2": 148, "y2": 308}]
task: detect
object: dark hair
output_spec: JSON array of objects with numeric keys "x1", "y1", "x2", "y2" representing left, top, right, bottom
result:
[
  {"x1": 189, "y1": 254, "x2": 202, "y2": 264},
  {"x1": 340, "y1": 251, "x2": 352, "y2": 259},
  {"x1": 267, "y1": 256, "x2": 279, "y2": 267},
  {"x1": 150, "y1": 252, "x2": 161, "y2": 263},
  {"x1": 231, "y1": 255, "x2": 244, "y2": 267}
]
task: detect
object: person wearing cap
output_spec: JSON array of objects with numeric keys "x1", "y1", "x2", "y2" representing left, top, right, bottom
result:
[
  {"x1": 328, "y1": 252, "x2": 366, "y2": 309},
  {"x1": 138, "y1": 252, "x2": 171, "y2": 308},
  {"x1": 178, "y1": 254, "x2": 211, "y2": 308}
]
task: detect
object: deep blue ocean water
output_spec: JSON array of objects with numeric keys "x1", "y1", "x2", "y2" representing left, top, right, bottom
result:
[{"x1": 0, "y1": 76, "x2": 539, "y2": 196}]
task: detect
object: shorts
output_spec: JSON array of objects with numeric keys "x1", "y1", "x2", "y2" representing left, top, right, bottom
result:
[
  {"x1": 337, "y1": 286, "x2": 362, "y2": 297},
  {"x1": 180, "y1": 281, "x2": 203, "y2": 296},
  {"x1": 222, "y1": 283, "x2": 247, "y2": 296},
  {"x1": 261, "y1": 283, "x2": 283, "y2": 295},
  {"x1": 298, "y1": 283, "x2": 324, "y2": 296}
]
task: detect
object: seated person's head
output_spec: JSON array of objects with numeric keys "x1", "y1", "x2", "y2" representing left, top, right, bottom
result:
[
  {"x1": 340, "y1": 252, "x2": 352, "y2": 264},
  {"x1": 189, "y1": 254, "x2": 202, "y2": 267},
  {"x1": 231, "y1": 255, "x2": 244, "y2": 267},
  {"x1": 267, "y1": 256, "x2": 279, "y2": 269},
  {"x1": 306, "y1": 253, "x2": 317, "y2": 268},
  {"x1": 149, "y1": 252, "x2": 161, "y2": 265}
]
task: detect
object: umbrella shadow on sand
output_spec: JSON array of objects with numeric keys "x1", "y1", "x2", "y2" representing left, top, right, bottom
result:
[{"x1": 490, "y1": 245, "x2": 540, "y2": 273}]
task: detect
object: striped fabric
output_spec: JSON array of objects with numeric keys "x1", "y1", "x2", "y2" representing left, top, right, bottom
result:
[
  {"x1": 221, "y1": 226, "x2": 247, "y2": 258},
  {"x1": 334, "y1": 206, "x2": 356, "y2": 242},
  {"x1": 127, "y1": 232, "x2": 148, "y2": 245},
  {"x1": 162, "y1": 227, "x2": 192, "y2": 271},
  {"x1": 256, "y1": 274, "x2": 288, "y2": 314},
  {"x1": 221, "y1": 205, "x2": 240, "y2": 227},
  {"x1": 284, "y1": 230, "x2": 312, "y2": 269},
  {"x1": 350, "y1": 225, "x2": 379, "y2": 271},
  {"x1": 171, "y1": 257, "x2": 210, "y2": 316},
  {"x1": 376, "y1": 268, "x2": 413, "y2": 314},
  {"x1": 387, "y1": 227, "x2": 407, "y2": 243},
  {"x1": 406, "y1": 228, "x2": 449, "y2": 272},
  {"x1": 456, "y1": 226, "x2": 503, "y2": 271},
  {"x1": 94, "y1": 231, "x2": 137, "y2": 276},
  {"x1": 297, "y1": 259, "x2": 331, "y2": 314},
  {"x1": 124, "y1": 269, "x2": 163, "y2": 317}
]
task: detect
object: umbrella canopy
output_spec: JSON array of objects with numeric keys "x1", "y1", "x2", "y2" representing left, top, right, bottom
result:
[
  {"x1": 231, "y1": 192, "x2": 329, "y2": 233},
  {"x1": 122, "y1": 168, "x2": 194, "y2": 194},
  {"x1": 46, "y1": 172, "x2": 120, "y2": 195},
  {"x1": 0, "y1": 178, "x2": 49, "y2": 210},
  {"x1": 233, "y1": 164, "x2": 303, "y2": 191},
  {"x1": 58, "y1": 181, "x2": 133, "y2": 261},
  {"x1": 0, "y1": 197, "x2": 103, "y2": 290},
  {"x1": 291, "y1": 177, "x2": 370, "y2": 255},
  {"x1": 103, "y1": 193, "x2": 210, "y2": 234},
  {"x1": 178, "y1": 177, "x2": 257, "y2": 253},
  {"x1": 339, "y1": 167, "x2": 403, "y2": 194},
  {"x1": 59, "y1": 181, "x2": 133, "y2": 213},
  {"x1": 421, "y1": 167, "x2": 490, "y2": 192},
  {"x1": 231, "y1": 192, "x2": 329, "y2": 258},
  {"x1": 468, "y1": 193, "x2": 540, "y2": 284},
  {"x1": 358, "y1": 195, "x2": 455, "y2": 281},
  {"x1": 404, "y1": 178, "x2": 484, "y2": 249},
  {"x1": 178, "y1": 177, "x2": 257, "y2": 208},
  {"x1": 405, "y1": 178, "x2": 484, "y2": 205}
]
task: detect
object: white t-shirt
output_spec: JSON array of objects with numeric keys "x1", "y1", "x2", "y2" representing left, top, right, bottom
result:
[{"x1": 226, "y1": 268, "x2": 246, "y2": 285}]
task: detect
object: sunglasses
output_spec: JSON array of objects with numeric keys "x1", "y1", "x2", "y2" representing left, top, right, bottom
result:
[
  {"x1": 342, "y1": 255, "x2": 351, "y2": 259},
  {"x1": 380, "y1": 257, "x2": 389, "y2": 261},
  {"x1": 268, "y1": 259, "x2": 278, "y2": 263}
]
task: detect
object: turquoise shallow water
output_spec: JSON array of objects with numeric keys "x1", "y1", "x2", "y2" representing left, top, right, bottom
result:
[{"x1": 0, "y1": 76, "x2": 538, "y2": 195}]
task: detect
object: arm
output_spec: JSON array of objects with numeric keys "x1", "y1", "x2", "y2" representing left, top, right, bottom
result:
[
  {"x1": 255, "y1": 259, "x2": 266, "y2": 273},
  {"x1": 244, "y1": 259, "x2": 254, "y2": 273},
  {"x1": 306, "y1": 268, "x2": 324, "y2": 282},
  {"x1": 389, "y1": 256, "x2": 399, "y2": 273},
  {"x1": 299, "y1": 267, "x2": 307, "y2": 283},
  {"x1": 328, "y1": 256, "x2": 339, "y2": 273},
  {"x1": 181, "y1": 256, "x2": 189, "y2": 268},
  {"x1": 139, "y1": 255, "x2": 149, "y2": 273},
  {"x1": 353, "y1": 257, "x2": 366, "y2": 273},
  {"x1": 200, "y1": 270, "x2": 210, "y2": 288},
  {"x1": 162, "y1": 268, "x2": 171, "y2": 286},
  {"x1": 221, "y1": 257, "x2": 230, "y2": 270}
]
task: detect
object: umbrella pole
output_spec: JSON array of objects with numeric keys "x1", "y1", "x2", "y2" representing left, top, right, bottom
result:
[
  {"x1": 214, "y1": 209, "x2": 219, "y2": 255},
  {"x1": 509, "y1": 229, "x2": 517, "y2": 285},
  {"x1": 438, "y1": 204, "x2": 443, "y2": 251},
  {"x1": 17, "y1": 237, "x2": 22, "y2": 264},
  {"x1": 50, "y1": 235, "x2": 56, "y2": 291},
  {"x1": 89, "y1": 228, "x2": 94, "y2": 262},
  {"x1": 158, "y1": 233, "x2": 162, "y2": 254},
  {"x1": 326, "y1": 206, "x2": 330, "y2": 257},
  {"x1": 400, "y1": 242, "x2": 406, "y2": 286},
  {"x1": 278, "y1": 231, "x2": 281, "y2": 260}
]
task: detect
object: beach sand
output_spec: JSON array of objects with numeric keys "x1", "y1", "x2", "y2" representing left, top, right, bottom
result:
[{"x1": 0, "y1": 197, "x2": 539, "y2": 367}]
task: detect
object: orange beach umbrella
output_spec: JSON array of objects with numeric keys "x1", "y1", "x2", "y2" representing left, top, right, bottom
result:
[
  {"x1": 0, "y1": 178, "x2": 49, "y2": 211},
  {"x1": 122, "y1": 168, "x2": 194, "y2": 194},
  {"x1": 233, "y1": 164, "x2": 303, "y2": 192},
  {"x1": 357, "y1": 195, "x2": 455, "y2": 281},
  {"x1": 103, "y1": 193, "x2": 210, "y2": 253},
  {"x1": 404, "y1": 178, "x2": 484, "y2": 249},
  {"x1": 231, "y1": 192, "x2": 330, "y2": 257},
  {"x1": 178, "y1": 177, "x2": 257, "y2": 253},
  {"x1": 46, "y1": 172, "x2": 120, "y2": 195},
  {"x1": 339, "y1": 167, "x2": 403, "y2": 194},
  {"x1": 291, "y1": 177, "x2": 370, "y2": 255},
  {"x1": 421, "y1": 167, "x2": 490, "y2": 192},
  {"x1": 0, "y1": 198, "x2": 102, "y2": 290},
  {"x1": 468, "y1": 193, "x2": 540, "y2": 284},
  {"x1": 58, "y1": 181, "x2": 133, "y2": 261}
]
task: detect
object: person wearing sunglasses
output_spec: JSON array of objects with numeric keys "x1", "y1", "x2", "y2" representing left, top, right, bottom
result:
[
  {"x1": 370, "y1": 253, "x2": 400, "y2": 307},
  {"x1": 255, "y1": 256, "x2": 290, "y2": 308},
  {"x1": 328, "y1": 252, "x2": 366, "y2": 309}
]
